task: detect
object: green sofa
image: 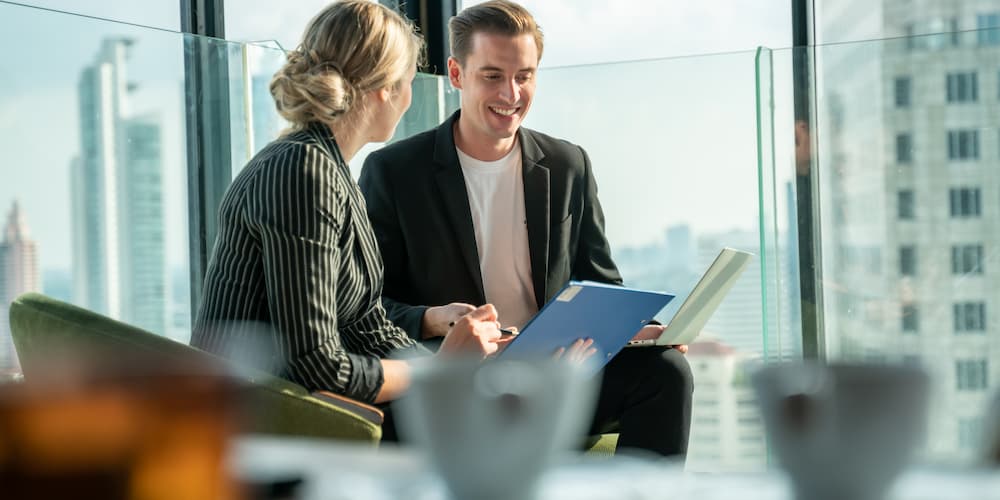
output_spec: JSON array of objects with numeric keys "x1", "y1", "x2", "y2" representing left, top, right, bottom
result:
[
  {"x1": 8, "y1": 292, "x2": 620, "y2": 455},
  {"x1": 8, "y1": 292, "x2": 383, "y2": 444}
]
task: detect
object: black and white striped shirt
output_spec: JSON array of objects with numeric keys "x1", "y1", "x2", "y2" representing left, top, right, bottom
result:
[{"x1": 192, "y1": 122, "x2": 421, "y2": 403}]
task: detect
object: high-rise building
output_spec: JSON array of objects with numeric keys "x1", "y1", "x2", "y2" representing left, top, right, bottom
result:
[
  {"x1": 0, "y1": 201, "x2": 40, "y2": 375},
  {"x1": 819, "y1": 0, "x2": 1000, "y2": 461},
  {"x1": 685, "y1": 340, "x2": 766, "y2": 472},
  {"x1": 71, "y1": 38, "x2": 166, "y2": 335}
]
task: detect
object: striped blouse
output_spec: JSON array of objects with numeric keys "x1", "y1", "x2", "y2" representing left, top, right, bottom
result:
[{"x1": 191, "y1": 122, "x2": 422, "y2": 403}]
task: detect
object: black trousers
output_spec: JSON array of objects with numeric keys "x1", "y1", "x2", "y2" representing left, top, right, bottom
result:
[
  {"x1": 588, "y1": 346, "x2": 693, "y2": 457},
  {"x1": 381, "y1": 344, "x2": 694, "y2": 458}
]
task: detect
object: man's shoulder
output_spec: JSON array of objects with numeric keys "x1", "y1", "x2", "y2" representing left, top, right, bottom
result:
[
  {"x1": 367, "y1": 127, "x2": 437, "y2": 165},
  {"x1": 521, "y1": 128, "x2": 590, "y2": 170}
]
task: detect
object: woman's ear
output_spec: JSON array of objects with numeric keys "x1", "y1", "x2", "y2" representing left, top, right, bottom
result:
[{"x1": 375, "y1": 87, "x2": 391, "y2": 103}]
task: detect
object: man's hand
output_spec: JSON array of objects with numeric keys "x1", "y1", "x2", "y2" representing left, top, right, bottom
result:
[
  {"x1": 631, "y1": 324, "x2": 664, "y2": 341},
  {"x1": 422, "y1": 302, "x2": 476, "y2": 339},
  {"x1": 630, "y1": 324, "x2": 689, "y2": 353},
  {"x1": 553, "y1": 338, "x2": 597, "y2": 363},
  {"x1": 438, "y1": 304, "x2": 502, "y2": 357}
]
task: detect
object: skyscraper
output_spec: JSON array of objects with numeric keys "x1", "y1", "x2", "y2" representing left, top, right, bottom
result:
[
  {"x1": 71, "y1": 38, "x2": 166, "y2": 335},
  {"x1": 819, "y1": 0, "x2": 1000, "y2": 461},
  {"x1": 0, "y1": 201, "x2": 40, "y2": 375}
]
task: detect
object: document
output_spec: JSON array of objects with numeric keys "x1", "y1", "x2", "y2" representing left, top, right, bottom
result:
[{"x1": 498, "y1": 281, "x2": 674, "y2": 372}]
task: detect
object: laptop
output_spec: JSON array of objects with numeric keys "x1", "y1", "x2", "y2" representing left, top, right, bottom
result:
[
  {"x1": 498, "y1": 281, "x2": 674, "y2": 373},
  {"x1": 627, "y1": 247, "x2": 753, "y2": 347}
]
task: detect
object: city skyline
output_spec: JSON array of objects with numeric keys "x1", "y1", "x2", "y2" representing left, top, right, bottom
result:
[
  {"x1": 70, "y1": 37, "x2": 167, "y2": 335},
  {"x1": 0, "y1": 200, "x2": 40, "y2": 375}
]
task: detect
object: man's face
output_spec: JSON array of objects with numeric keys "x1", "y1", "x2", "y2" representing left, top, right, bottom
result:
[{"x1": 448, "y1": 32, "x2": 538, "y2": 149}]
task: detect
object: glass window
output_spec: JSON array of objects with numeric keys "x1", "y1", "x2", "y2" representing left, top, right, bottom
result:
[
  {"x1": 959, "y1": 418, "x2": 984, "y2": 450},
  {"x1": 953, "y1": 302, "x2": 986, "y2": 333},
  {"x1": 956, "y1": 359, "x2": 988, "y2": 391},
  {"x1": 11, "y1": 0, "x2": 180, "y2": 30},
  {"x1": 224, "y1": 0, "x2": 333, "y2": 48},
  {"x1": 898, "y1": 190, "x2": 916, "y2": 219},
  {"x1": 951, "y1": 244, "x2": 984, "y2": 275},
  {"x1": 894, "y1": 77, "x2": 911, "y2": 107},
  {"x1": 896, "y1": 133, "x2": 913, "y2": 163},
  {"x1": 947, "y1": 130, "x2": 980, "y2": 160},
  {"x1": 946, "y1": 72, "x2": 978, "y2": 103},
  {"x1": 977, "y1": 13, "x2": 1000, "y2": 45},
  {"x1": 899, "y1": 245, "x2": 917, "y2": 276},
  {"x1": 901, "y1": 304, "x2": 919, "y2": 333},
  {"x1": 949, "y1": 187, "x2": 982, "y2": 217}
]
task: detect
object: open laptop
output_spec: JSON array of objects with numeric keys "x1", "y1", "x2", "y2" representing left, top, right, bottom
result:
[{"x1": 627, "y1": 247, "x2": 753, "y2": 347}]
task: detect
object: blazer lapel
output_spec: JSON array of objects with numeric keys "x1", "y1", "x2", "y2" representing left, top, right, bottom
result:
[
  {"x1": 433, "y1": 113, "x2": 487, "y2": 303},
  {"x1": 519, "y1": 129, "x2": 550, "y2": 308}
]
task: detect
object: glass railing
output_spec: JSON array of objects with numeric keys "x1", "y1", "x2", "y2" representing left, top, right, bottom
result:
[
  {"x1": 524, "y1": 52, "x2": 792, "y2": 471},
  {"x1": 0, "y1": 2, "x2": 214, "y2": 358},
  {"x1": 0, "y1": 2, "x2": 787, "y2": 473},
  {"x1": 758, "y1": 27, "x2": 1000, "y2": 465}
]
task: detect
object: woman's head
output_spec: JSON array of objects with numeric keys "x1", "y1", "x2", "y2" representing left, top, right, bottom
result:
[{"x1": 270, "y1": 0, "x2": 423, "y2": 138}]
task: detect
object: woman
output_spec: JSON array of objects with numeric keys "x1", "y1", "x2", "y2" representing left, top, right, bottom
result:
[{"x1": 191, "y1": 0, "x2": 502, "y2": 405}]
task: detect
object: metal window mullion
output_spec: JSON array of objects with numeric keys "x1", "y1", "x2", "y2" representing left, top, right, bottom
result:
[{"x1": 181, "y1": 0, "x2": 232, "y2": 319}]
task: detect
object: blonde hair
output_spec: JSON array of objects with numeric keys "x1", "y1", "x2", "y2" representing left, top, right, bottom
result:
[
  {"x1": 270, "y1": 0, "x2": 424, "y2": 130},
  {"x1": 449, "y1": 0, "x2": 543, "y2": 66}
]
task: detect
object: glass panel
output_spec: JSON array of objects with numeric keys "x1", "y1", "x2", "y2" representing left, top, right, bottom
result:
[
  {"x1": 0, "y1": 3, "x2": 256, "y2": 375},
  {"x1": 9, "y1": 0, "x2": 181, "y2": 31},
  {"x1": 521, "y1": 51, "x2": 792, "y2": 472},
  {"x1": 763, "y1": 27, "x2": 1000, "y2": 464},
  {"x1": 458, "y1": 0, "x2": 792, "y2": 63}
]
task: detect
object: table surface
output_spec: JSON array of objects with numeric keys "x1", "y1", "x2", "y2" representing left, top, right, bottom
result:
[{"x1": 232, "y1": 436, "x2": 1000, "y2": 500}]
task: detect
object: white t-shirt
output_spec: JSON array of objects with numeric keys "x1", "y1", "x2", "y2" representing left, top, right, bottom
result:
[{"x1": 456, "y1": 143, "x2": 538, "y2": 329}]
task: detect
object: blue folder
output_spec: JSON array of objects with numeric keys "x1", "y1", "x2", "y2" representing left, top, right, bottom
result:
[{"x1": 499, "y1": 281, "x2": 675, "y2": 372}]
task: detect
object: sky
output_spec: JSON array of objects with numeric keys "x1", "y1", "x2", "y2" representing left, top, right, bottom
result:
[{"x1": 0, "y1": 0, "x2": 796, "y2": 274}]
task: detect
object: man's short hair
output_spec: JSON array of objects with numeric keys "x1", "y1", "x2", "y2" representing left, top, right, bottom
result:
[{"x1": 449, "y1": 0, "x2": 544, "y2": 65}]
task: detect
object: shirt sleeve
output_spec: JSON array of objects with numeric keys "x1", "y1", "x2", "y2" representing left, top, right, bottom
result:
[{"x1": 246, "y1": 144, "x2": 386, "y2": 402}]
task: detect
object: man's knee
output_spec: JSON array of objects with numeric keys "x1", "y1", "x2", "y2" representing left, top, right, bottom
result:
[{"x1": 643, "y1": 348, "x2": 694, "y2": 397}]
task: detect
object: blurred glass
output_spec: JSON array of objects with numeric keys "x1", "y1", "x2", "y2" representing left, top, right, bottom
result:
[
  {"x1": 520, "y1": 52, "x2": 796, "y2": 472},
  {"x1": 761, "y1": 27, "x2": 1000, "y2": 464},
  {"x1": 0, "y1": 2, "x2": 261, "y2": 366}
]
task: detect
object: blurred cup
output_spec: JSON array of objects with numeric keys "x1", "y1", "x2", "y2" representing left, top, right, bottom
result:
[
  {"x1": 0, "y1": 352, "x2": 242, "y2": 500},
  {"x1": 751, "y1": 362, "x2": 929, "y2": 500},
  {"x1": 395, "y1": 356, "x2": 598, "y2": 500}
]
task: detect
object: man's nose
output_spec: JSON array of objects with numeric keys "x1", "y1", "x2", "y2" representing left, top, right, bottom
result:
[{"x1": 499, "y1": 78, "x2": 519, "y2": 103}]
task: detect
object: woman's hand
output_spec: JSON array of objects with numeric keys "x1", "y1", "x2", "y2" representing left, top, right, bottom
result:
[
  {"x1": 438, "y1": 304, "x2": 503, "y2": 357},
  {"x1": 421, "y1": 302, "x2": 477, "y2": 339}
]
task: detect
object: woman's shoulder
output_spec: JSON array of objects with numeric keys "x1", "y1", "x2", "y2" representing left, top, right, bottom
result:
[{"x1": 239, "y1": 130, "x2": 342, "y2": 184}]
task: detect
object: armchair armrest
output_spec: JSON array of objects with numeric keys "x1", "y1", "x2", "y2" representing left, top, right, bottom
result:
[{"x1": 310, "y1": 391, "x2": 384, "y2": 426}]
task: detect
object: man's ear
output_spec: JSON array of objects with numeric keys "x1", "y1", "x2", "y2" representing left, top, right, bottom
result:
[{"x1": 447, "y1": 57, "x2": 463, "y2": 90}]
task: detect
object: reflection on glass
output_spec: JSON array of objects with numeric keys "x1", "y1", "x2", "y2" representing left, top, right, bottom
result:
[
  {"x1": 765, "y1": 25, "x2": 1000, "y2": 463},
  {"x1": 0, "y1": 3, "x2": 256, "y2": 355}
]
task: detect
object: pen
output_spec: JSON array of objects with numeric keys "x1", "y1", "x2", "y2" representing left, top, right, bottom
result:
[{"x1": 448, "y1": 321, "x2": 518, "y2": 336}]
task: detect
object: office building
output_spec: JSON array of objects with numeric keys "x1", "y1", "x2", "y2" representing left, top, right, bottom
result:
[
  {"x1": 820, "y1": 0, "x2": 1000, "y2": 461},
  {"x1": 0, "y1": 201, "x2": 40, "y2": 375},
  {"x1": 71, "y1": 38, "x2": 166, "y2": 335}
]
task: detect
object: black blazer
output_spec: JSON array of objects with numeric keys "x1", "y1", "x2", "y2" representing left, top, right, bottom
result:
[{"x1": 359, "y1": 111, "x2": 622, "y2": 339}]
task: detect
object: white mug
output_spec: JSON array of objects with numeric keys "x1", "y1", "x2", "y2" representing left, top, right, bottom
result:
[
  {"x1": 752, "y1": 362, "x2": 929, "y2": 500},
  {"x1": 395, "y1": 356, "x2": 598, "y2": 500}
]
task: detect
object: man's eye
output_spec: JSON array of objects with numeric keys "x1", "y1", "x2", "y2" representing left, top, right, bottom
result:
[
  {"x1": 516, "y1": 74, "x2": 533, "y2": 83},
  {"x1": 484, "y1": 74, "x2": 501, "y2": 81}
]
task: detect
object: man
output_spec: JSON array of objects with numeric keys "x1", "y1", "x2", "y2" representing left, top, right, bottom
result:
[{"x1": 359, "y1": 0, "x2": 693, "y2": 457}]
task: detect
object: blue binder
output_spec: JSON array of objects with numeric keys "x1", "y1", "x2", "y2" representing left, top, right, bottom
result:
[{"x1": 499, "y1": 281, "x2": 675, "y2": 372}]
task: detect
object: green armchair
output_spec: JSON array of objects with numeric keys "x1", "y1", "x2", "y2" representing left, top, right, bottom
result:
[{"x1": 8, "y1": 292, "x2": 383, "y2": 444}]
